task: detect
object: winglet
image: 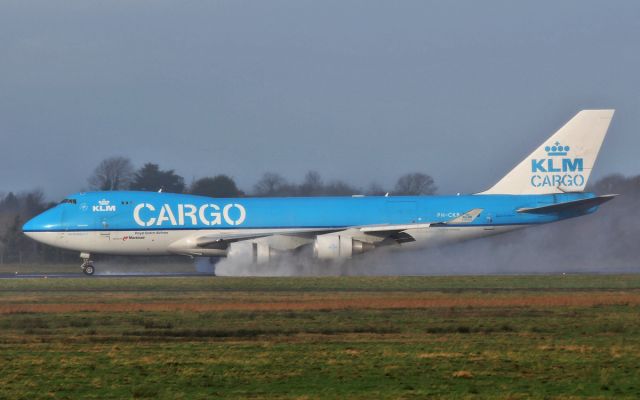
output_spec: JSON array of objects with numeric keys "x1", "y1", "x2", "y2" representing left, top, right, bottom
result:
[
  {"x1": 430, "y1": 208, "x2": 484, "y2": 227},
  {"x1": 447, "y1": 208, "x2": 483, "y2": 224}
]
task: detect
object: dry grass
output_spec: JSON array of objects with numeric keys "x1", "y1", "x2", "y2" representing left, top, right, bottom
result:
[
  {"x1": 1, "y1": 275, "x2": 640, "y2": 399},
  {"x1": 0, "y1": 291, "x2": 638, "y2": 313},
  {"x1": 452, "y1": 370, "x2": 474, "y2": 379},
  {"x1": 417, "y1": 352, "x2": 463, "y2": 359}
]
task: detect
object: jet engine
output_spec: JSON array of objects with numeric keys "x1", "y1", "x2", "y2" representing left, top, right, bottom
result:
[
  {"x1": 227, "y1": 241, "x2": 277, "y2": 264},
  {"x1": 313, "y1": 235, "x2": 375, "y2": 260}
]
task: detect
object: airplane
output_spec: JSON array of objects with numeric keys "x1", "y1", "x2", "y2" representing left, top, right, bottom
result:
[{"x1": 23, "y1": 110, "x2": 616, "y2": 275}]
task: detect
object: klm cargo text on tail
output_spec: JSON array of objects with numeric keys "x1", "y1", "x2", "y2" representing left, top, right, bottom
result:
[{"x1": 530, "y1": 141, "x2": 584, "y2": 188}]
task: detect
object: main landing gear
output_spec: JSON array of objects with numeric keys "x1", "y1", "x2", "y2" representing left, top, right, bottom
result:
[{"x1": 80, "y1": 252, "x2": 95, "y2": 276}]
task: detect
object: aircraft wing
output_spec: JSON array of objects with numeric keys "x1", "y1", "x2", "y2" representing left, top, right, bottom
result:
[
  {"x1": 429, "y1": 208, "x2": 484, "y2": 227},
  {"x1": 195, "y1": 233, "x2": 276, "y2": 249},
  {"x1": 360, "y1": 208, "x2": 484, "y2": 232},
  {"x1": 168, "y1": 227, "x2": 345, "y2": 256},
  {"x1": 171, "y1": 209, "x2": 484, "y2": 255},
  {"x1": 359, "y1": 222, "x2": 432, "y2": 234},
  {"x1": 194, "y1": 227, "x2": 344, "y2": 249},
  {"x1": 359, "y1": 208, "x2": 484, "y2": 234}
]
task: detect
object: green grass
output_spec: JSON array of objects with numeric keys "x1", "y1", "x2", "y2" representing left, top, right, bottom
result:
[
  {"x1": 2, "y1": 273, "x2": 640, "y2": 291},
  {"x1": 1, "y1": 274, "x2": 640, "y2": 399}
]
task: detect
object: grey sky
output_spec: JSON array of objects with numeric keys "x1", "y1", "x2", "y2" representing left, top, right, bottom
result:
[{"x1": 1, "y1": 0, "x2": 638, "y2": 200}]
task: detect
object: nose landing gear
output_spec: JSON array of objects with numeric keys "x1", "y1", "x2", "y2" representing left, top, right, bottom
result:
[
  {"x1": 80, "y1": 252, "x2": 95, "y2": 276},
  {"x1": 82, "y1": 261, "x2": 95, "y2": 276}
]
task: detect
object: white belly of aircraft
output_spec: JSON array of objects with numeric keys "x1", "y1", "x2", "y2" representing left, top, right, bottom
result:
[
  {"x1": 26, "y1": 230, "x2": 188, "y2": 255},
  {"x1": 26, "y1": 225, "x2": 527, "y2": 257}
]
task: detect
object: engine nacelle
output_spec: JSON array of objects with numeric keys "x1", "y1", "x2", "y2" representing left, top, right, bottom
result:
[
  {"x1": 227, "y1": 242, "x2": 276, "y2": 264},
  {"x1": 313, "y1": 235, "x2": 375, "y2": 260}
]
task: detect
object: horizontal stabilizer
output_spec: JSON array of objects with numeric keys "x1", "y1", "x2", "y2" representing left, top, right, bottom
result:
[{"x1": 517, "y1": 194, "x2": 617, "y2": 214}]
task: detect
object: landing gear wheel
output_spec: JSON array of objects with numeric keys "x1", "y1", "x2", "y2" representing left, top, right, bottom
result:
[
  {"x1": 79, "y1": 252, "x2": 95, "y2": 276},
  {"x1": 83, "y1": 264, "x2": 95, "y2": 276}
]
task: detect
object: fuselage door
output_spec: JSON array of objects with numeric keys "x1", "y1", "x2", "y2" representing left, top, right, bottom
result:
[
  {"x1": 58, "y1": 205, "x2": 69, "y2": 241},
  {"x1": 88, "y1": 198, "x2": 124, "y2": 244},
  {"x1": 483, "y1": 212, "x2": 495, "y2": 230}
]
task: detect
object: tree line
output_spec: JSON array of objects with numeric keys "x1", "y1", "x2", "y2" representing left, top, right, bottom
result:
[
  {"x1": 1, "y1": 156, "x2": 638, "y2": 266},
  {"x1": 88, "y1": 156, "x2": 437, "y2": 197},
  {"x1": 0, "y1": 156, "x2": 436, "y2": 263},
  {"x1": 0, "y1": 190, "x2": 58, "y2": 264}
]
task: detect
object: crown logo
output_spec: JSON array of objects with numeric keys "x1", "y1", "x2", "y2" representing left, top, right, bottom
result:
[
  {"x1": 98, "y1": 199, "x2": 110, "y2": 206},
  {"x1": 545, "y1": 141, "x2": 570, "y2": 157}
]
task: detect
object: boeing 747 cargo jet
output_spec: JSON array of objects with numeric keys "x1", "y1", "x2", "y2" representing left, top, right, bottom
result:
[{"x1": 23, "y1": 110, "x2": 616, "y2": 275}]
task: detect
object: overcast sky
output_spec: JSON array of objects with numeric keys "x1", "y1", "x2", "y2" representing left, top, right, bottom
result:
[{"x1": 1, "y1": 0, "x2": 638, "y2": 200}]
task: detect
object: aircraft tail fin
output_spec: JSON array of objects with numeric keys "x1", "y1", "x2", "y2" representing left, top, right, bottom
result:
[{"x1": 481, "y1": 110, "x2": 615, "y2": 195}]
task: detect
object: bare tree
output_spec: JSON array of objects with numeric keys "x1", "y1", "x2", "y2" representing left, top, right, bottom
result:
[
  {"x1": 394, "y1": 173, "x2": 437, "y2": 195},
  {"x1": 298, "y1": 171, "x2": 324, "y2": 196},
  {"x1": 253, "y1": 172, "x2": 291, "y2": 196},
  {"x1": 88, "y1": 157, "x2": 135, "y2": 191},
  {"x1": 20, "y1": 190, "x2": 46, "y2": 216}
]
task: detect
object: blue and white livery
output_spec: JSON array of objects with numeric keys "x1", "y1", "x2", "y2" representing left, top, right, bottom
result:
[{"x1": 23, "y1": 110, "x2": 616, "y2": 275}]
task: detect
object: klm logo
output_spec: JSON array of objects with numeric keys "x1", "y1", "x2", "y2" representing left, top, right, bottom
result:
[
  {"x1": 92, "y1": 199, "x2": 116, "y2": 212},
  {"x1": 531, "y1": 158, "x2": 583, "y2": 173},
  {"x1": 530, "y1": 142, "x2": 585, "y2": 188}
]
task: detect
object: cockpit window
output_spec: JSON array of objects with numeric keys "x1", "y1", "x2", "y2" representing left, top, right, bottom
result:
[{"x1": 60, "y1": 198, "x2": 77, "y2": 204}]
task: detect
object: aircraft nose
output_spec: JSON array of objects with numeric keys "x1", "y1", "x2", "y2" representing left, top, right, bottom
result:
[{"x1": 22, "y1": 207, "x2": 64, "y2": 236}]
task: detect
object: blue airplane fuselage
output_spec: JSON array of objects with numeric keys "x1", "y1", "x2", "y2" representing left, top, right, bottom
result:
[{"x1": 23, "y1": 191, "x2": 598, "y2": 233}]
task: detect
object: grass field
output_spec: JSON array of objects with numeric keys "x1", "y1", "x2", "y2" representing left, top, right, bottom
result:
[{"x1": 1, "y1": 273, "x2": 639, "y2": 399}]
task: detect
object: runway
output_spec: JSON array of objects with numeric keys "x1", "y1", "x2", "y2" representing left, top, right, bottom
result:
[{"x1": 0, "y1": 273, "x2": 215, "y2": 279}]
